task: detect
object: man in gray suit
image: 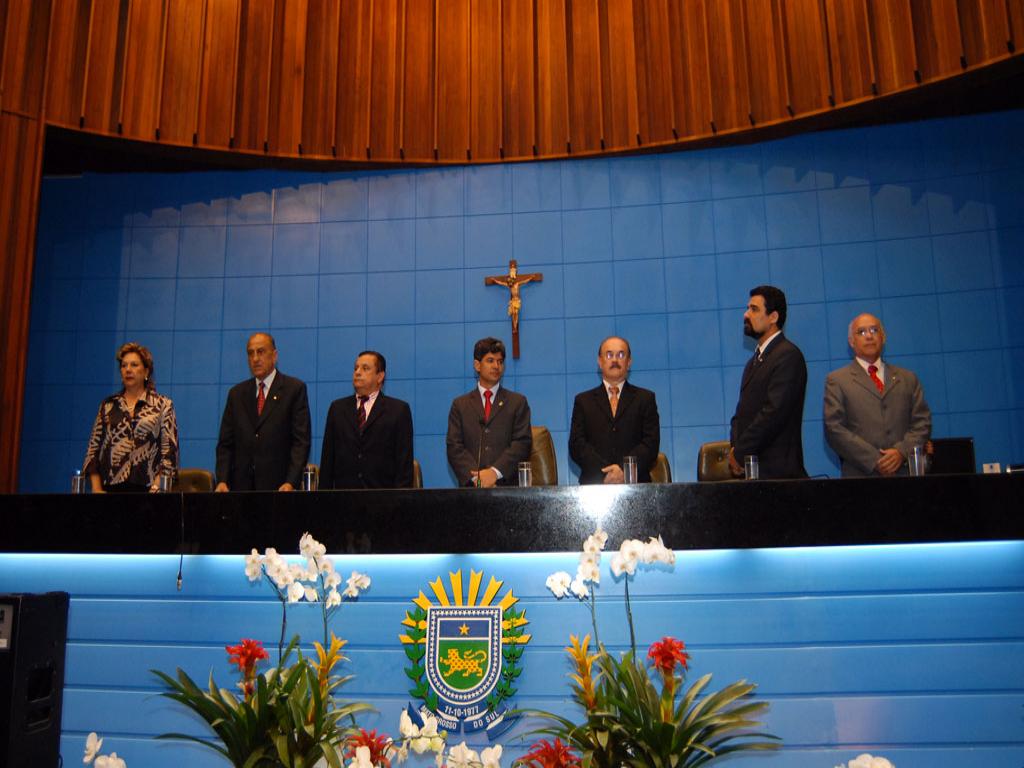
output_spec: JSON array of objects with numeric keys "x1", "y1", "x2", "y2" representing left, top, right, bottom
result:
[
  {"x1": 824, "y1": 313, "x2": 931, "y2": 477},
  {"x1": 446, "y1": 337, "x2": 532, "y2": 487}
]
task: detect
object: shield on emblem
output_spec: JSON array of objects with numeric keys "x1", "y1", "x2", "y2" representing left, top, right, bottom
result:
[{"x1": 425, "y1": 606, "x2": 502, "y2": 705}]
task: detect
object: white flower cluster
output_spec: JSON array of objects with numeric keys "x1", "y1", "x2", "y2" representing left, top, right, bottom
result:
[
  {"x1": 836, "y1": 755, "x2": 894, "y2": 768},
  {"x1": 83, "y1": 732, "x2": 126, "y2": 768},
  {"x1": 545, "y1": 526, "x2": 675, "y2": 600},
  {"x1": 345, "y1": 710, "x2": 502, "y2": 768},
  {"x1": 246, "y1": 532, "x2": 370, "y2": 607}
]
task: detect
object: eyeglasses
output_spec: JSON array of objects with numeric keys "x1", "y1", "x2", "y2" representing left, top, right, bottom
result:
[
  {"x1": 853, "y1": 326, "x2": 881, "y2": 337},
  {"x1": 602, "y1": 351, "x2": 628, "y2": 361}
]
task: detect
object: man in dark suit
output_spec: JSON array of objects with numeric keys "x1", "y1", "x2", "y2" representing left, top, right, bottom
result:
[
  {"x1": 729, "y1": 285, "x2": 808, "y2": 479},
  {"x1": 215, "y1": 332, "x2": 311, "y2": 491},
  {"x1": 319, "y1": 350, "x2": 414, "y2": 489},
  {"x1": 824, "y1": 313, "x2": 931, "y2": 477},
  {"x1": 446, "y1": 337, "x2": 532, "y2": 487},
  {"x1": 569, "y1": 336, "x2": 660, "y2": 484}
]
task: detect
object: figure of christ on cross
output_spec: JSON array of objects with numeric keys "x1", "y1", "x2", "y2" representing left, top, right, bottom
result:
[{"x1": 485, "y1": 259, "x2": 543, "y2": 358}]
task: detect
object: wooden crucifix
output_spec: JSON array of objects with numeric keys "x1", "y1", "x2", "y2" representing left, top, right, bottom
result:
[{"x1": 484, "y1": 259, "x2": 543, "y2": 358}]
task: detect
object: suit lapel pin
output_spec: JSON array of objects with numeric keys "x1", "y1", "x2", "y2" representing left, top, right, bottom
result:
[{"x1": 498, "y1": 401, "x2": 504, "y2": 407}]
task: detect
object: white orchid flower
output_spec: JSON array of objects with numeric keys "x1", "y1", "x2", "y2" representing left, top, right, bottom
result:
[
  {"x1": 348, "y1": 745, "x2": 374, "y2": 768},
  {"x1": 343, "y1": 571, "x2": 370, "y2": 597},
  {"x1": 95, "y1": 754, "x2": 126, "y2": 768},
  {"x1": 419, "y1": 710, "x2": 439, "y2": 737},
  {"x1": 611, "y1": 538, "x2": 643, "y2": 576},
  {"x1": 299, "y1": 532, "x2": 326, "y2": 559},
  {"x1": 399, "y1": 710, "x2": 419, "y2": 738},
  {"x1": 319, "y1": 556, "x2": 335, "y2": 574},
  {"x1": 847, "y1": 756, "x2": 894, "y2": 768},
  {"x1": 545, "y1": 571, "x2": 572, "y2": 598},
  {"x1": 447, "y1": 742, "x2": 480, "y2": 767},
  {"x1": 569, "y1": 575, "x2": 589, "y2": 599},
  {"x1": 244, "y1": 549, "x2": 262, "y2": 581},
  {"x1": 325, "y1": 589, "x2": 341, "y2": 608},
  {"x1": 395, "y1": 743, "x2": 410, "y2": 763},
  {"x1": 577, "y1": 558, "x2": 600, "y2": 584},
  {"x1": 325, "y1": 571, "x2": 342, "y2": 590},
  {"x1": 481, "y1": 744, "x2": 503, "y2": 768},
  {"x1": 84, "y1": 732, "x2": 103, "y2": 763},
  {"x1": 303, "y1": 585, "x2": 319, "y2": 602},
  {"x1": 287, "y1": 581, "x2": 305, "y2": 603},
  {"x1": 579, "y1": 550, "x2": 600, "y2": 567},
  {"x1": 288, "y1": 562, "x2": 306, "y2": 580},
  {"x1": 641, "y1": 535, "x2": 675, "y2": 566}
]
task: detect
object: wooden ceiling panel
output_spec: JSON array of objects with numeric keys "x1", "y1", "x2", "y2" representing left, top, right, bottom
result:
[
  {"x1": 197, "y1": 0, "x2": 240, "y2": 148},
  {"x1": 300, "y1": 0, "x2": 340, "y2": 157},
  {"x1": 159, "y1": 0, "x2": 205, "y2": 145},
  {"x1": 267, "y1": 0, "x2": 307, "y2": 155},
  {"x1": 567, "y1": 0, "x2": 604, "y2": 153},
  {"x1": 780, "y1": 0, "x2": 831, "y2": 116},
  {"x1": 744, "y1": 0, "x2": 788, "y2": 125},
  {"x1": 705, "y1": 0, "x2": 750, "y2": 133},
  {"x1": 599, "y1": 0, "x2": 639, "y2": 150},
  {"x1": 233, "y1": 0, "x2": 274, "y2": 152},
  {"x1": 911, "y1": 0, "x2": 964, "y2": 81},
  {"x1": 535, "y1": 0, "x2": 570, "y2": 156},
  {"x1": 866, "y1": 0, "x2": 917, "y2": 92},
  {"x1": 80, "y1": 0, "x2": 129, "y2": 133},
  {"x1": 825, "y1": 0, "x2": 876, "y2": 103},
  {"x1": 44, "y1": 0, "x2": 92, "y2": 125},
  {"x1": 336, "y1": 0, "x2": 372, "y2": 159},
  {"x1": 401, "y1": 0, "x2": 435, "y2": 161},
  {"x1": 471, "y1": 0, "x2": 502, "y2": 161},
  {"x1": 501, "y1": 0, "x2": 534, "y2": 159},
  {"x1": 632, "y1": 0, "x2": 675, "y2": 145},
  {"x1": 120, "y1": 0, "x2": 167, "y2": 139}
]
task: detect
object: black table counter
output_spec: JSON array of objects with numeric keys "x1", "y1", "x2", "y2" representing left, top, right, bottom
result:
[{"x1": 4, "y1": 473, "x2": 1022, "y2": 554}]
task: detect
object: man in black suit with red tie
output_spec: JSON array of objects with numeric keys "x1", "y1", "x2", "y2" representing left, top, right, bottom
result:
[
  {"x1": 446, "y1": 337, "x2": 532, "y2": 487},
  {"x1": 729, "y1": 285, "x2": 808, "y2": 479},
  {"x1": 215, "y1": 332, "x2": 311, "y2": 491},
  {"x1": 319, "y1": 350, "x2": 414, "y2": 489},
  {"x1": 569, "y1": 336, "x2": 660, "y2": 484}
]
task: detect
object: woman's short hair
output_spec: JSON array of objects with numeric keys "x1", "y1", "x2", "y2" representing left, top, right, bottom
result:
[{"x1": 117, "y1": 342, "x2": 155, "y2": 390}]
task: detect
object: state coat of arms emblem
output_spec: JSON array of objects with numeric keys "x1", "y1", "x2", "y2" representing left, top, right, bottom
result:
[{"x1": 399, "y1": 569, "x2": 530, "y2": 737}]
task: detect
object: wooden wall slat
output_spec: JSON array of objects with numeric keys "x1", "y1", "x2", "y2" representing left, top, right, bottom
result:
[
  {"x1": 911, "y1": 0, "x2": 964, "y2": 81},
  {"x1": 825, "y1": 0, "x2": 875, "y2": 102},
  {"x1": 567, "y1": 0, "x2": 603, "y2": 152},
  {"x1": 436, "y1": 0, "x2": 469, "y2": 159},
  {"x1": 336, "y1": 0, "x2": 372, "y2": 159},
  {"x1": 299, "y1": 0, "x2": 338, "y2": 157},
  {"x1": 470, "y1": 0, "x2": 502, "y2": 161},
  {"x1": 632, "y1": 0, "x2": 674, "y2": 145},
  {"x1": 266, "y1": 0, "x2": 306, "y2": 155},
  {"x1": 744, "y1": 0, "x2": 788, "y2": 124},
  {"x1": 780, "y1": 0, "x2": 831, "y2": 115},
  {"x1": 401, "y1": 0, "x2": 434, "y2": 161},
  {"x1": 599, "y1": 0, "x2": 639, "y2": 149},
  {"x1": 158, "y1": 0, "x2": 203, "y2": 144},
  {"x1": 957, "y1": 0, "x2": 1011, "y2": 65},
  {"x1": 43, "y1": 0, "x2": 91, "y2": 125},
  {"x1": 120, "y1": 0, "x2": 165, "y2": 138},
  {"x1": 705, "y1": 0, "x2": 750, "y2": 133},
  {"x1": 534, "y1": 0, "x2": 569, "y2": 156},
  {"x1": 0, "y1": 0, "x2": 50, "y2": 117},
  {"x1": 197, "y1": 0, "x2": 239, "y2": 147},
  {"x1": 500, "y1": 0, "x2": 533, "y2": 159},
  {"x1": 1009, "y1": 0, "x2": 1024, "y2": 49},
  {"x1": 866, "y1": 0, "x2": 918, "y2": 92},
  {"x1": 368, "y1": 0, "x2": 401, "y2": 160},
  {"x1": 233, "y1": 0, "x2": 274, "y2": 151},
  {"x1": 80, "y1": 0, "x2": 127, "y2": 132},
  {"x1": 666, "y1": 0, "x2": 713, "y2": 138}
]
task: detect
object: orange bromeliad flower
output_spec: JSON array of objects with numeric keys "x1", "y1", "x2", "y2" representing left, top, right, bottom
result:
[
  {"x1": 565, "y1": 634, "x2": 600, "y2": 710},
  {"x1": 647, "y1": 636, "x2": 690, "y2": 675},
  {"x1": 519, "y1": 738, "x2": 582, "y2": 768},
  {"x1": 311, "y1": 633, "x2": 347, "y2": 692},
  {"x1": 345, "y1": 728, "x2": 392, "y2": 768}
]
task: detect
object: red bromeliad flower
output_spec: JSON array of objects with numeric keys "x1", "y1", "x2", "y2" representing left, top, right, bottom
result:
[
  {"x1": 519, "y1": 738, "x2": 581, "y2": 768},
  {"x1": 647, "y1": 636, "x2": 690, "y2": 675},
  {"x1": 345, "y1": 728, "x2": 392, "y2": 768},
  {"x1": 226, "y1": 638, "x2": 269, "y2": 677}
]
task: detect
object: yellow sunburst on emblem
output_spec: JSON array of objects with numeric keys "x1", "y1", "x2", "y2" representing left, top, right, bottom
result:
[{"x1": 398, "y1": 568, "x2": 530, "y2": 645}]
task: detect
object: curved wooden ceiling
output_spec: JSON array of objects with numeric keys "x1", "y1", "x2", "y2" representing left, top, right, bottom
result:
[{"x1": 38, "y1": 0, "x2": 1024, "y2": 166}]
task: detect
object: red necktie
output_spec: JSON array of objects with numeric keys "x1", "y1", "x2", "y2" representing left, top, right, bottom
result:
[
  {"x1": 868, "y1": 364, "x2": 884, "y2": 393},
  {"x1": 257, "y1": 382, "x2": 266, "y2": 415},
  {"x1": 357, "y1": 396, "x2": 368, "y2": 430},
  {"x1": 484, "y1": 390, "x2": 492, "y2": 422}
]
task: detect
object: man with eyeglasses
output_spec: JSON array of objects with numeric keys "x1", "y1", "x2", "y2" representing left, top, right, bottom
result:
[
  {"x1": 824, "y1": 313, "x2": 931, "y2": 477},
  {"x1": 569, "y1": 336, "x2": 660, "y2": 484}
]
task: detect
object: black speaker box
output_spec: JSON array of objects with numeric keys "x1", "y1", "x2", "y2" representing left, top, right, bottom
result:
[{"x1": 0, "y1": 592, "x2": 70, "y2": 768}]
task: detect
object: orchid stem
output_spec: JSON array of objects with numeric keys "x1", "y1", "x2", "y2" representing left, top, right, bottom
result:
[
  {"x1": 278, "y1": 592, "x2": 287, "y2": 663},
  {"x1": 588, "y1": 588, "x2": 600, "y2": 648},
  {"x1": 624, "y1": 576, "x2": 636, "y2": 659}
]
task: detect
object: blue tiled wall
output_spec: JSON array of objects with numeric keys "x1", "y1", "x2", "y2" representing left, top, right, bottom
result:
[
  {"x1": 21, "y1": 110, "x2": 1024, "y2": 490},
  {"x1": 1, "y1": 541, "x2": 1022, "y2": 766}
]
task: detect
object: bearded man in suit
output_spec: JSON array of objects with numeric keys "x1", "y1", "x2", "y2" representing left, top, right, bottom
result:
[
  {"x1": 729, "y1": 285, "x2": 808, "y2": 479},
  {"x1": 215, "y1": 332, "x2": 311, "y2": 491},
  {"x1": 319, "y1": 350, "x2": 414, "y2": 489},
  {"x1": 824, "y1": 313, "x2": 931, "y2": 477},
  {"x1": 446, "y1": 337, "x2": 532, "y2": 487},
  {"x1": 569, "y1": 336, "x2": 660, "y2": 484}
]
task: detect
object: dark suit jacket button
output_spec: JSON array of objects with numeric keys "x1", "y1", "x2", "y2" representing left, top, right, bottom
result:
[
  {"x1": 357, "y1": 453, "x2": 362, "y2": 459},
  {"x1": 484, "y1": 428, "x2": 490, "y2": 433},
  {"x1": 255, "y1": 433, "x2": 259, "y2": 438},
  {"x1": 357, "y1": 472, "x2": 362, "y2": 478}
]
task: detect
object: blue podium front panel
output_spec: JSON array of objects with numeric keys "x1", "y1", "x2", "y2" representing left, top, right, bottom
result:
[{"x1": 1, "y1": 540, "x2": 1023, "y2": 767}]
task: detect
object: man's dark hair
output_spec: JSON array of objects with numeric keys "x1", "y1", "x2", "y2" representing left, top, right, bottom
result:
[
  {"x1": 357, "y1": 350, "x2": 386, "y2": 374},
  {"x1": 750, "y1": 285, "x2": 788, "y2": 329},
  {"x1": 597, "y1": 336, "x2": 631, "y2": 358},
  {"x1": 473, "y1": 337, "x2": 506, "y2": 362}
]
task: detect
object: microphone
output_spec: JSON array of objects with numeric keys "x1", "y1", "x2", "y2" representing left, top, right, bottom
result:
[{"x1": 475, "y1": 417, "x2": 486, "y2": 487}]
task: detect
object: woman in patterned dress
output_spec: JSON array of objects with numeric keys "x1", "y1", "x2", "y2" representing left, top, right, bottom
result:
[{"x1": 83, "y1": 342, "x2": 179, "y2": 493}]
